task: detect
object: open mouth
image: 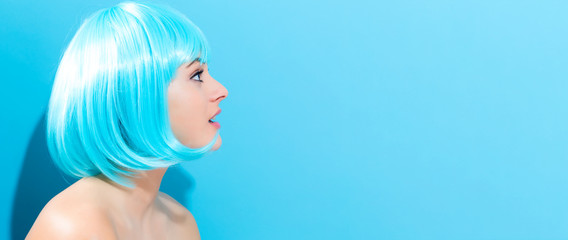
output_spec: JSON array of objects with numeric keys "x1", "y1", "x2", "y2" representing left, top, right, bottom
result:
[
  {"x1": 208, "y1": 118, "x2": 221, "y2": 129},
  {"x1": 208, "y1": 109, "x2": 221, "y2": 129},
  {"x1": 209, "y1": 109, "x2": 221, "y2": 123}
]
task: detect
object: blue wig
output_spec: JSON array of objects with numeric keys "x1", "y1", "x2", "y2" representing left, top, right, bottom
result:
[{"x1": 46, "y1": 1, "x2": 219, "y2": 188}]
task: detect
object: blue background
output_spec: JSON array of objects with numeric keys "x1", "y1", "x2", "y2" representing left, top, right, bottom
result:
[{"x1": 1, "y1": 0, "x2": 567, "y2": 239}]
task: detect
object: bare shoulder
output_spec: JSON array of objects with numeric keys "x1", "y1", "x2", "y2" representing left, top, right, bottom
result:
[
  {"x1": 26, "y1": 180, "x2": 117, "y2": 239},
  {"x1": 157, "y1": 192, "x2": 201, "y2": 239}
]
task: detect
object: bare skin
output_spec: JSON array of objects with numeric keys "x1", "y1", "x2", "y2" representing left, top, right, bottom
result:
[
  {"x1": 26, "y1": 169, "x2": 197, "y2": 239},
  {"x1": 26, "y1": 60, "x2": 228, "y2": 239}
]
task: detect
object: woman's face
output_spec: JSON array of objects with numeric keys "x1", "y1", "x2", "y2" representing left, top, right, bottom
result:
[{"x1": 167, "y1": 60, "x2": 228, "y2": 151}]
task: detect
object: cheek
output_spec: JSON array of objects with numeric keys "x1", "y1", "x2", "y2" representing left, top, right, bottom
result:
[{"x1": 167, "y1": 89, "x2": 206, "y2": 139}]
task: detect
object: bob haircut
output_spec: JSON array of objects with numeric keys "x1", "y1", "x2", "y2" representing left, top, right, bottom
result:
[{"x1": 46, "y1": 1, "x2": 219, "y2": 188}]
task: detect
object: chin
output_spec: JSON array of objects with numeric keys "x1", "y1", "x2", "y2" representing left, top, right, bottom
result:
[{"x1": 211, "y1": 135, "x2": 222, "y2": 151}]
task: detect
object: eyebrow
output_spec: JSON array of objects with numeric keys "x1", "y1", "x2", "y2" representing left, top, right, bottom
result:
[{"x1": 185, "y1": 58, "x2": 203, "y2": 68}]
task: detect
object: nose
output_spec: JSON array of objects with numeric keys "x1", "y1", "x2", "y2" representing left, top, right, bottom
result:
[{"x1": 210, "y1": 79, "x2": 228, "y2": 102}]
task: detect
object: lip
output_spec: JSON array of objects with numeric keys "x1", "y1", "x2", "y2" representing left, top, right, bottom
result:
[
  {"x1": 210, "y1": 121, "x2": 221, "y2": 129},
  {"x1": 210, "y1": 109, "x2": 221, "y2": 120}
]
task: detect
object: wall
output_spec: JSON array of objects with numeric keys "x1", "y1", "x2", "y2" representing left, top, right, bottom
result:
[{"x1": 1, "y1": 0, "x2": 567, "y2": 239}]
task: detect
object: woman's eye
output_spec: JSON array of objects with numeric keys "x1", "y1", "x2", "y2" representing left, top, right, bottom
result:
[{"x1": 191, "y1": 70, "x2": 204, "y2": 82}]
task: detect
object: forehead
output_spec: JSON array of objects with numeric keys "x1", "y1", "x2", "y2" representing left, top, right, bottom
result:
[{"x1": 184, "y1": 58, "x2": 206, "y2": 68}]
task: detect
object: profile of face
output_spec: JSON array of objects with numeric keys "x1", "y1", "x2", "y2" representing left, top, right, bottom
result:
[{"x1": 167, "y1": 60, "x2": 228, "y2": 151}]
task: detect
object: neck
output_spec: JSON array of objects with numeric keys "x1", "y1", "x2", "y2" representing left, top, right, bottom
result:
[{"x1": 96, "y1": 167, "x2": 168, "y2": 223}]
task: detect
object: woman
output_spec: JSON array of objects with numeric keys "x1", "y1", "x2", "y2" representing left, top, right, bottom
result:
[{"x1": 26, "y1": 1, "x2": 228, "y2": 239}]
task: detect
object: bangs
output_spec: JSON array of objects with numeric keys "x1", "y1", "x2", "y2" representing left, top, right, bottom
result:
[{"x1": 114, "y1": 1, "x2": 211, "y2": 77}]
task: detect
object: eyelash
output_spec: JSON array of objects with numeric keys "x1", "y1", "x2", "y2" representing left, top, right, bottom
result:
[{"x1": 191, "y1": 70, "x2": 204, "y2": 83}]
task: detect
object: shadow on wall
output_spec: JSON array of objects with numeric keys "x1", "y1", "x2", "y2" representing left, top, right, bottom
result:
[{"x1": 10, "y1": 111, "x2": 196, "y2": 239}]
